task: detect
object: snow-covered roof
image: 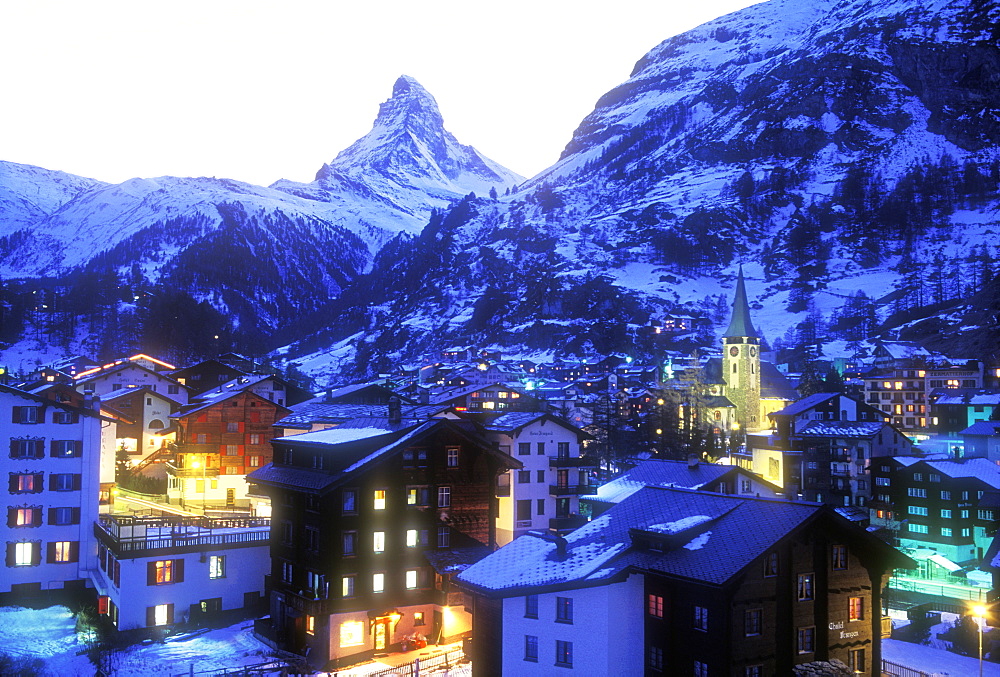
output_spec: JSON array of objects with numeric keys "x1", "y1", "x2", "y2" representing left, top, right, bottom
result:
[
  {"x1": 962, "y1": 421, "x2": 1000, "y2": 436},
  {"x1": 192, "y1": 373, "x2": 276, "y2": 403},
  {"x1": 459, "y1": 486, "x2": 885, "y2": 594},
  {"x1": 274, "y1": 426, "x2": 394, "y2": 445},
  {"x1": 796, "y1": 421, "x2": 886, "y2": 438},
  {"x1": 771, "y1": 393, "x2": 838, "y2": 417},
  {"x1": 922, "y1": 458, "x2": 1000, "y2": 488},
  {"x1": 930, "y1": 389, "x2": 1000, "y2": 406},
  {"x1": 583, "y1": 459, "x2": 734, "y2": 504}
]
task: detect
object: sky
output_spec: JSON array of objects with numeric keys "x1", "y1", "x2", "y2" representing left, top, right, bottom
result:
[{"x1": 0, "y1": 0, "x2": 765, "y2": 187}]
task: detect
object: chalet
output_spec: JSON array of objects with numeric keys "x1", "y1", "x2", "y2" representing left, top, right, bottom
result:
[
  {"x1": 458, "y1": 486, "x2": 912, "y2": 676},
  {"x1": 75, "y1": 357, "x2": 188, "y2": 405},
  {"x1": 168, "y1": 359, "x2": 248, "y2": 396},
  {"x1": 929, "y1": 389, "x2": 1000, "y2": 436},
  {"x1": 482, "y1": 412, "x2": 595, "y2": 545},
  {"x1": 165, "y1": 390, "x2": 289, "y2": 510},
  {"x1": 246, "y1": 415, "x2": 520, "y2": 670},
  {"x1": 870, "y1": 457, "x2": 1000, "y2": 564},
  {"x1": 2, "y1": 384, "x2": 116, "y2": 603}
]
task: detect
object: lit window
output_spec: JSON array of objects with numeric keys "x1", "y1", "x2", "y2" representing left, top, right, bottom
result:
[
  {"x1": 209, "y1": 555, "x2": 225, "y2": 579},
  {"x1": 373, "y1": 531, "x2": 385, "y2": 553},
  {"x1": 849, "y1": 597, "x2": 863, "y2": 621},
  {"x1": 340, "y1": 621, "x2": 365, "y2": 647},
  {"x1": 305, "y1": 615, "x2": 315, "y2": 635},
  {"x1": 342, "y1": 576, "x2": 355, "y2": 597},
  {"x1": 406, "y1": 530, "x2": 418, "y2": 547},
  {"x1": 12, "y1": 541, "x2": 37, "y2": 566},
  {"x1": 414, "y1": 611, "x2": 425, "y2": 626},
  {"x1": 154, "y1": 560, "x2": 173, "y2": 584},
  {"x1": 374, "y1": 489, "x2": 386, "y2": 510},
  {"x1": 373, "y1": 573, "x2": 384, "y2": 593},
  {"x1": 153, "y1": 603, "x2": 172, "y2": 626},
  {"x1": 405, "y1": 569, "x2": 418, "y2": 589},
  {"x1": 648, "y1": 594, "x2": 664, "y2": 618},
  {"x1": 53, "y1": 541, "x2": 74, "y2": 563}
]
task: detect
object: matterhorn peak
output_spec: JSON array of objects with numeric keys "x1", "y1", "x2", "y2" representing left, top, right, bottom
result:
[{"x1": 316, "y1": 75, "x2": 521, "y2": 198}]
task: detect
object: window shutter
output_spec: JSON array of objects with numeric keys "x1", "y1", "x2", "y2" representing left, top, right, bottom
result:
[
  {"x1": 72, "y1": 508, "x2": 80, "y2": 524},
  {"x1": 146, "y1": 606, "x2": 155, "y2": 627},
  {"x1": 72, "y1": 474, "x2": 81, "y2": 491},
  {"x1": 69, "y1": 541, "x2": 79, "y2": 563},
  {"x1": 147, "y1": 561, "x2": 156, "y2": 585},
  {"x1": 48, "y1": 474, "x2": 56, "y2": 491},
  {"x1": 6, "y1": 508, "x2": 16, "y2": 528},
  {"x1": 72, "y1": 412, "x2": 80, "y2": 424},
  {"x1": 32, "y1": 509, "x2": 41, "y2": 527},
  {"x1": 48, "y1": 507, "x2": 57, "y2": 524},
  {"x1": 47, "y1": 542, "x2": 57, "y2": 563},
  {"x1": 73, "y1": 441, "x2": 82, "y2": 456},
  {"x1": 33, "y1": 473, "x2": 42, "y2": 492},
  {"x1": 12, "y1": 407, "x2": 20, "y2": 424},
  {"x1": 30, "y1": 542, "x2": 41, "y2": 565},
  {"x1": 166, "y1": 604, "x2": 174, "y2": 625},
  {"x1": 5, "y1": 543, "x2": 14, "y2": 567},
  {"x1": 8, "y1": 474, "x2": 17, "y2": 493},
  {"x1": 174, "y1": 558, "x2": 185, "y2": 583},
  {"x1": 50, "y1": 440, "x2": 57, "y2": 457},
  {"x1": 9, "y1": 439, "x2": 16, "y2": 457},
  {"x1": 33, "y1": 441, "x2": 43, "y2": 458}
]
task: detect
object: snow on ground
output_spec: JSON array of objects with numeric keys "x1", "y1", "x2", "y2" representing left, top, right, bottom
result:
[
  {"x1": 0, "y1": 605, "x2": 95, "y2": 675},
  {"x1": 884, "y1": 637, "x2": 1000, "y2": 676}
]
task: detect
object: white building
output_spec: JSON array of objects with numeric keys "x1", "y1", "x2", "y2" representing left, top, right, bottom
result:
[
  {"x1": 76, "y1": 356, "x2": 189, "y2": 405},
  {"x1": 2, "y1": 384, "x2": 115, "y2": 600},
  {"x1": 483, "y1": 413, "x2": 594, "y2": 545},
  {"x1": 91, "y1": 513, "x2": 270, "y2": 629},
  {"x1": 102, "y1": 387, "x2": 181, "y2": 460}
]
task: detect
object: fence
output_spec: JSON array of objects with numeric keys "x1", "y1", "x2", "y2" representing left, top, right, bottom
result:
[
  {"x1": 331, "y1": 647, "x2": 467, "y2": 677},
  {"x1": 881, "y1": 659, "x2": 931, "y2": 677}
]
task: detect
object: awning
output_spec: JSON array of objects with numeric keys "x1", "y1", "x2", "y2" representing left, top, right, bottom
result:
[{"x1": 927, "y1": 553, "x2": 962, "y2": 573}]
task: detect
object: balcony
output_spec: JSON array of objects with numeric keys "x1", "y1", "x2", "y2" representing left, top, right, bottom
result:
[
  {"x1": 164, "y1": 462, "x2": 220, "y2": 478},
  {"x1": 95, "y1": 513, "x2": 270, "y2": 557},
  {"x1": 549, "y1": 515, "x2": 588, "y2": 532},
  {"x1": 549, "y1": 484, "x2": 592, "y2": 496},
  {"x1": 549, "y1": 456, "x2": 598, "y2": 469}
]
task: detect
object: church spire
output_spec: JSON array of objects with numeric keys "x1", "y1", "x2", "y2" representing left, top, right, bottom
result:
[{"x1": 724, "y1": 266, "x2": 759, "y2": 338}]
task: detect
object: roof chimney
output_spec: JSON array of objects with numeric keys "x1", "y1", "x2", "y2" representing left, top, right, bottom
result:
[
  {"x1": 687, "y1": 453, "x2": 699, "y2": 469},
  {"x1": 388, "y1": 395, "x2": 402, "y2": 424}
]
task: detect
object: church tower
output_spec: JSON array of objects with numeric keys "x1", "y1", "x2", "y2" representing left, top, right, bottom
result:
[{"x1": 723, "y1": 267, "x2": 762, "y2": 430}]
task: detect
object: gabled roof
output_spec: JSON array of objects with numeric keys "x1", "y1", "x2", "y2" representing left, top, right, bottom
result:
[
  {"x1": 482, "y1": 412, "x2": 587, "y2": 438},
  {"x1": 930, "y1": 389, "x2": 1000, "y2": 406},
  {"x1": 0, "y1": 383, "x2": 108, "y2": 420},
  {"x1": 760, "y1": 362, "x2": 799, "y2": 400},
  {"x1": 458, "y1": 486, "x2": 910, "y2": 595},
  {"x1": 171, "y1": 388, "x2": 288, "y2": 419},
  {"x1": 961, "y1": 421, "x2": 1000, "y2": 437},
  {"x1": 249, "y1": 418, "x2": 521, "y2": 495},
  {"x1": 771, "y1": 393, "x2": 839, "y2": 417},
  {"x1": 582, "y1": 460, "x2": 735, "y2": 504},
  {"x1": 101, "y1": 385, "x2": 183, "y2": 406},
  {"x1": 75, "y1": 360, "x2": 183, "y2": 386},
  {"x1": 921, "y1": 458, "x2": 1000, "y2": 488},
  {"x1": 192, "y1": 373, "x2": 283, "y2": 403},
  {"x1": 796, "y1": 421, "x2": 887, "y2": 438}
]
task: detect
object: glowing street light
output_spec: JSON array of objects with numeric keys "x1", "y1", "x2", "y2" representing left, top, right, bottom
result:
[{"x1": 973, "y1": 604, "x2": 987, "y2": 677}]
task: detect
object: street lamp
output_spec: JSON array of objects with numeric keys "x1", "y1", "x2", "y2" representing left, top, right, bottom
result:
[{"x1": 973, "y1": 604, "x2": 987, "y2": 677}]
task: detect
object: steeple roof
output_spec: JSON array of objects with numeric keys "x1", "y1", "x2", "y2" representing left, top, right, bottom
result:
[{"x1": 724, "y1": 267, "x2": 759, "y2": 338}]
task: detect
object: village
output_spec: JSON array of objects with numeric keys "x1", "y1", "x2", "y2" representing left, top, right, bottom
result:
[{"x1": 3, "y1": 274, "x2": 1000, "y2": 676}]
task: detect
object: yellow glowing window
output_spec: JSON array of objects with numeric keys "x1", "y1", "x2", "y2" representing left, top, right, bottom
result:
[
  {"x1": 406, "y1": 530, "x2": 417, "y2": 547},
  {"x1": 374, "y1": 490, "x2": 386, "y2": 510},
  {"x1": 340, "y1": 621, "x2": 365, "y2": 647},
  {"x1": 894, "y1": 382, "x2": 903, "y2": 390},
  {"x1": 406, "y1": 569, "x2": 418, "y2": 589},
  {"x1": 482, "y1": 401, "x2": 495, "y2": 410},
  {"x1": 305, "y1": 615, "x2": 315, "y2": 635},
  {"x1": 373, "y1": 573, "x2": 385, "y2": 593},
  {"x1": 883, "y1": 382, "x2": 891, "y2": 389}
]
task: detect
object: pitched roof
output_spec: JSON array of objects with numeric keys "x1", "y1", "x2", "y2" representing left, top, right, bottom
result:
[
  {"x1": 931, "y1": 389, "x2": 1000, "y2": 406},
  {"x1": 723, "y1": 267, "x2": 759, "y2": 338},
  {"x1": 583, "y1": 459, "x2": 734, "y2": 504},
  {"x1": 922, "y1": 458, "x2": 1000, "y2": 488},
  {"x1": 760, "y1": 362, "x2": 799, "y2": 400},
  {"x1": 771, "y1": 393, "x2": 839, "y2": 417},
  {"x1": 482, "y1": 412, "x2": 587, "y2": 437},
  {"x1": 796, "y1": 421, "x2": 887, "y2": 438},
  {"x1": 275, "y1": 403, "x2": 447, "y2": 429},
  {"x1": 459, "y1": 486, "x2": 908, "y2": 595},
  {"x1": 961, "y1": 421, "x2": 1000, "y2": 436}
]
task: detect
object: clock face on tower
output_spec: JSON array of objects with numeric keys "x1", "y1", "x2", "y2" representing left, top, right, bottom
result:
[
  {"x1": 729, "y1": 346, "x2": 739, "y2": 357},
  {"x1": 750, "y1": 347, "x2": 757, "y2": 357}
]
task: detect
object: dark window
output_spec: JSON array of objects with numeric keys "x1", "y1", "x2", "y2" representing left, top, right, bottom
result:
[
  {"x1": 764, "y1": 551, "x2": 778, "y2": 577},
  {"x1": 50, "y1": 440, "x2": 82, "y2": 458},
  {"x1": 555, "y1": 596, "x2": 572, "y2": 624},
  {"x1": 342, "y1": 489, "x2": 357, "y2": 514},
  {"x1": 516, "y1": 500, "x2": 531, "y2": 521},
  {"x1": 648, "y1": 646, "x2": 664, "y2": 672},
  {"x1": 745, "y1": 608, "x2": 762, "y2": 636},
  {"x1": 694, "y1": 606, "x2": 708, "y2": 631},
  {"x1": 524, "y1": 594, "x2": 538, "y2": 619},
  {"x1": 50, "y1": 473, "x2": 81, "y2": 492},
  {"x1": 437, "y1": 527, "x2": 450, "y2": 548},
  {"x1": 9, "y1": 439, "x2": 44, "y2": 460},
  {"x1": 797, "y1": 626, "x2": 815, "y2": 653},
  {"x1": 518, "y1": 443, "x2": 531, "y2": 456},
  {"x1": 524, "y1": 635, "x2": 538, "y2": 662},
  {"x1": 11, "y1": 407, "x2": 42, "y2": 424},
  {"x1": 555, "y1": 640, "x2": 572, "y2": 668},
  {"x1": 832, "y1": 545, "x2": 848, "y2": 570}
]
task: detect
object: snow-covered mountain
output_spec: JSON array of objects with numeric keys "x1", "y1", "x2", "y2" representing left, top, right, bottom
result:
[
  {"x1": 0, "y1": 77, "x2": 521, "y2": 362},
  {"x1": 286, "y1": 0, "x2": 1000, "y2": 380},
  {"x1": 3, "y1": 0, "x2": 998, "y2": 377}
]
